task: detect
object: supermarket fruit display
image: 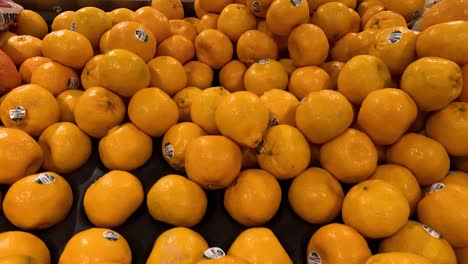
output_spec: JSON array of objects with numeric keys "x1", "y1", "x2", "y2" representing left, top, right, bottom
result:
[{"x1": 0, "y1": 0, "x2": 468, "y2": 263}]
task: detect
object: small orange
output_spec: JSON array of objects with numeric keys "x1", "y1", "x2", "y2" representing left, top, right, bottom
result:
[
  {"x1": 217, "y1": 3, "x2": 257, "y2": 42},
  {"x1": 441, "y1": 171, "x2": 468, "y2": 190},
  {"x1": 172, "y1": 87, "x2": 203, "y2": 122},
  {"x1": 157, "y1": 35, "x2": 195, "y2": 64},
  {"x1": 288, "y1": 66, "x2": 332, "y2": 100},
  {"x1": 169, "y1": 19, "x2": 198, "y2": 42},
  {"x1": 288, "y1": 23, "x2": 329, "y2": 67},
  {"x1": 11, "y1": 10, "x2": 48, "y2": 39},
  {"x1": 151, "y1": 0, "x2": 184, "y2": 19},
  {"x1": 244, "y1": 59, "x2": 288, "y2": 96},
  {"x1": 361, "y1": 5, "x2": 386, "y2": 27},
  {"x1": 30, "y1": 61, "x2": 80, "y2": 96},
  {"x1": 194, "y1": 0, "x2": 208, "y2": 18},
  {"x1": 364, "y1": 10, "x2": 407, "y2": 31},
  {"x1": 56, "y1": 89, "x2": 84, "y2": 123},
  {"x1": 194, "y1": 29, "x2": 233, "y2": 69},
  {"x1": 320, "y1": 61, "x2": 344, "y2": 90},
  {"x1": 198, "y1": 0, "x2": 234, "y2": 13},
  {"x1": 80, "y1": 54, "x2": 104, "y2": 90},
  {"x1": 330, "y1": 30, "x2": 377, "y2": 63},
  {"x1": 108, "y1": 8, "x2": 136, "y2": 25},
  {"x1": 134, "y1": 6, "x2": 171, "y2": 43},
  {"x1": 381, "y1": 0, "x2": 425, "y2": 21},
  {"x1": 236, "y1": 30, "x2": 279, "y2": 66},
  {"x1": 184, "y1": 61, "x2": 214, "y2": 89},
  {"x1": 72, "y1": 7, "x2": 113, "y2": 49},
  {"x1": 357, "y1": 0, "x2": 384, "y2": 16},
  {"x1": 260, "y1": 89, "x2": 299, "y2": 127},
  {"x1": 2, "y1": 35, "x2": 42, "y2": 66},
  {"x1": 107, "y1": 21, "x2": 157, "y2": 63},
  {"x1": 99, "y1": 30, "x2": 111, "y2": 54},
  {"x1": 266, "y1": 0, "x2": 310, "y2": 36},
  {"x1": 18, "y1": 56, "x2": 53, "y2": 84},
  {"x1": 219, "y1": 60, "x2": 247, "y2": 92},
  {"x1": 51, "y1": 10, "x2": 75, "y2": 31},
  {"x1": 147, "y1": 56, "x2": 187, "y2": 96},
  {"x1": 190, "y1": 87, "x2": 231, "y2": 135},
  {"x1": 196, "y1": 13, "x2": 219, "y2": 33},
  {"x1": 0, "y1": 231, "x2": 50, "y2": 263},
  {"x1": 41, "y1": 29, "x2": 94, "y2": 70}
]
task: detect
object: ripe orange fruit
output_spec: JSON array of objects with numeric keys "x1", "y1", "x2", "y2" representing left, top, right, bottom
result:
[
  {"x1": 441, "y1": 171, "x2": 468, "y2": 189},
  {"x1": 364, "y1": 10, "x2": 407, "y2": 31},
  {"x1": 134, "y1": 6, "x2": 171, "y2": 43},
  {"x1": 381, "y1": 0, "x2": 425, "y2": 21},
  {"x1": 330, "y1": 30, "x2": 377, "y2": 63},
  {"x1": 56, "y1": 89, "x2": 84, "y2": 123},
  {"x1": 151, "y1": 0, "x2": 184, "y2": 19},
  {"x1": 288, "y1": 66, "x2": 332, "y2": 100},
  {"x1": 0, "y1": 231, "x2": 50, "y2": 263},
  {"x1": 266, "y1": 0, "x2": 310, "y2": 36},
  {"x1": 147, "y1": 56, "x2": 187, "y2": 96},
  {"x1": 421, "y1": 0, "x2": 468, "y2": 30},
  {"x1": 217, "y1": 3, "x2": 257, "y2": 42},
  {"x1": 99, "y1": 30, "x2": 111, "y2": 54},
  {"x1": 260, "y1": 89, "x2": 299, "y2": 127},
  {"x1": 236, "y1": 30, "x2": 278, "y2": 66},
  {"x1": 157, "y1": 35, "x2": 195, "y2": 64},
  {"x1": 288, "y1": 23, "x2": 329, "y2": 67},
  {"x1": 108, "y1": 8, "x2": 136, "y2": 25},
  {"x1": 195, "y1": 29, "x2": 233, "y2": 69},
  {"x1": 365, "y1": 252, "x2": 432, "y2": 264},
  {"x1": 196, "y1": 13, "x2": 220, "y2": 33},
  {"x1": 357, "y1": 88, "x2": 418, "y2": 145},
  {"x1": 169, "y1": 19, "x2": 198, "y2": 42},
  {"x1": 307, "y1": 223, "x2": 372, "y2": 264},
  {"x1": 18, "y1": 56, "x2": 53, "y2": 84},
  {"x1": 30, "y1": 61, "x2": 80, "y2": 96},
  {"x1": 2, "y1": 35, "x2": 42, "y2": 66},
  {"x1": 191, "y1": 87, "x2": 231, "y2": 134},
  {"x1": 308, "y1": 0, "x2": 357, "y2": 11},
  {"x1": 361, "y1": 5, "x2": 386, "y2": 27},
  {"x1": 173, "y1": 87, "x2": 203, "y2": 122},
  {"x1": 386, "y1": 133, "x2": 450, "y2": 186},
  {"x1": 51, "y1": 10, "x2": 75, "y2": 31},
  {"x1": 0, "y1": 50, "x2": 21, "y2": 94},
  {"x1": 72, "y1": 7, "x2": 113, "y2": 48},
  {"x1": 198, "y1": 0, "x2": 234, "y2": 13},
  {"x1": 41, "y1": 29, "x2": 94, "y2": 70},
  {"x1": 184, "y1": 61, "x2": 214, "y2": 89},
  {"x1": 296, "y1": 90, "x2": 354, "y2": 144},
  {"x1": 194, "y1": 0, "x2": 208, "y2": 18},
  {"x1": 80, "y1": 54, "x2": 104, "y2": 90},
  {"x1": 244, "y1": 59, "x2": 288, "y2": 95},
  {"x1": 219, "y1": 60, "x2": 247, "y2": 92},
  {"x1": 107, "y1": 21, "x2": 157, "y2": 63},
  {"x1": 11, "y1": 10, "x2": 48, "y2": 39}
]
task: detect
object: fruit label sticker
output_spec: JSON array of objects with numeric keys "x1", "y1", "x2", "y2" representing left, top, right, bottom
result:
[
  {"x1": 9, "y1": 106, "x2": 25, "y2": 122},
  {"x1": 67, "y1": 77, "x2": 79, "y2": 89},
  {"x1": 428, "y1": 183, "x2": 445, "y2": 194},
  {"x1": 203, "y1": 247, "x2": 226, "y2": 259},
  {"x1": 164, "y1": 142, "x2": 174, "y2": 159},
  {"x1": 388, "y1": 30, "x2": 402, "y2": 44},
  {"x1": 422, "y1": 224, "x2": 442, "y2": 239},
  {"x1": 103, "y1": 231, "x2": 120, "y2": 241},
  {"x1": 258, "y1": 59, "x2": 270, "y2": 65},
  {"x1": 291, "y1": 0, "x2": 303, "y2": 7},
  {"x1": 308, "y1": 251, "x2": 322, "y2": 264},
  {"x1": 252, "y1": 1, "x2": 262, "y2": 12},
  {"x1": 268, "y1": 113, "x2": 279, "y2": 128},
  {"x1": 135, "y1": 29, "x2": 149, "y2": 42},
  {"x1": 35, "y1": 173, "x2": 56, "y2": 185},
  {"x1": 256, "y1": 139, "x2": 265, "y2": 154},
  {"x1": 70, "y1": 22, "x2": 76, "y2": 32}
]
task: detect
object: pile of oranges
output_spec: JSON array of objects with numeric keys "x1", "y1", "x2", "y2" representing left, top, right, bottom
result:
[{"x1": 0, "y1": 0, "x2": 468, "y2": 263}]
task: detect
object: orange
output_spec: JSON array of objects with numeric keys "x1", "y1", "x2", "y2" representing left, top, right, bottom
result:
[
  {"x1": 196, "y1": 13, "x2": 220, "y2": 33},
  {"x1": 56, "y1": 89, "x2": 84, "y2": 123},
  {"x1": 30, "y1": 61, "x2": 80, "y2": 96},
  {"x1": 236, "y1": 30, "x2": 278, "y2": 66},
  {"x1": 369, "y1": 164, "x2": 422, "y2": 214},
  {"x1": 219, "y1": 60, "x2": 247, "y2": 92},
  {"x1": 157, "y1": 35, "x2": 195, "y2": 64},
  {"x1": 289, "y1": 168, "x2": 344, "y2": 224},
  {"x1": 460, "y1": 64, "x2": 468, "y2": 102},
  {"x1": 257, "y1": 125, "x2": 311, "y2": 180},
  {"x1": 365, "y1": 252, "x2": 432, "y2": 264},
  {"x1": 320, "y1": 61, "x2": 344, "y2": 90},
  {"x1": 169, "y1": 19, "x2": 198, "y2": 42},
  {"x1": 84, "y1": 170, "x2": 144, "y2": 228},
  {"x1": 128, "y1": 87, "x2": 179, "y2": 137},
  {"x1": 215, "y1": 91, "x2": 270, "y2": 148},
  {"x1": 337, "y1": 54, "x2": 392, "y2": 105},
  {"x1": 296, "y1": 90, "x2": 354, "y2": 144},
  {"x1": 308, "y1": 0, "x2": 357, "y2": 11},
  {"x1": 191, "y1": 86, "x2": 231, "y2": 134},
  {"x1": 74, "y1": 86, "x2": 126, "y2": 138},
  {"x1": 421, "y1": 0, "x2": 468, "y2": 30},
  {"x1": 99, "y1": 30, "x2": 111, "y2": 54},
  {"x1": 195, "y1": 29, "x2": 233, "y2": 69},
  {"x1": 364, "y1": 10, "x2": 407, "y2": 31},
  {"x1": 108, "y1": 8, "x2": 136, "y2": 25},
  {"x1": 19, "y1": 56, "x2": 53, "y2": 84},
  {"x1": 184, "y1": 61, "x2": 214, "y2": 89},
  {"x1": 3, "y1": 172, "x2": 73, "y2": 230},
  {"x1": 288, "y1": 23, "x2": 329, "y2": 67},
  {"x1": 2, "y1": 35, "x2": 42, "y2": 66},
  {"x1": 357, "y1": 88, "x2": 418, "y2": 145},
  {"x1": 381, "y1": 0, "x2": 425, "y2": 21},
  {"x1": 41, "y1": 29, "x2": 94, "y2": 70},
  {"x1": 418, "y1": 183, "x2": 468, "y2": 248},
  {"x1": 217, "y1": 3, "x2": 257, "y2": 42},
  {"x1": 173, "y1": 87, "x2": 203, "y2": 122},
  {"x1": 194, "y1": 0, "x2": 208, "y2": 18},
  {"x1": 342, "y1": 179, "x2": 410, "y2": 239},
  {"x1": 0, "y1": 231, "x2": 50, "y2": 264},
  {"x1": 330, "y1": 30, "x2": 377, "y2": 63},
  {"x1": 72, "y1": 7, "x2": 113, "y2": 48},
  {"x1": 426, "y1": 102, "x2": 468, "y2": 156},
  {"x1": 244, "y1": 59, "x2": 288, "y2": 96},
  {"x1": 151, "y1": 0, "x2": 184, "y2": 19},
  {"x1": 99, "y1": 123, "x2": 153, "y2": 171},
  {"x1": 441, "y1": 171, "x2": 468, "y2": 189},
  {"x1": 386, "y1": 133, "x2": 450, "y2": 186},
  {"x1": 51, "y1": 10, "x2": 75, "y2": 31},
  {"x1": 357, "y1": 0, "x2": 384, "y2": 16},
  {"x1": 224, "y1": 169, "x2": 282, "y2": 226},
  {"x1": 288, "y1": 66, "x2": 332, "y2": 100},
  {"x1": 361, "y1": 5, "x2": 386, "y2": 27},
  {"x1": 0, "y1": 127, "x2": 43, "y2": 185},
  {"x1": 134, "y1": 6, "x2": 171, "y2": 43},
  {"x1": 0, "y1": 49, "x2": 21, "y2": 94},
  {"x1": 265, "y1": 0, "x2": 310, "y2": 36},
  {"x1": 11, "y1": 10, "x2": 48, "y2": 39},
  {"x1": 260, "y1": 89, "x2": 299, "y2": 127},
  {"x1": 320, "y1": 128, "x2": 378, "y2": 184},
  {"x1": 38, "y1": 122, "x2": 92, "y2": 174},
  {"x1": 0, "y1": 84, "x2": 60, "y2": 137},
  {"x1": 185, "y1": 135, "x2": 242, "y2": 189},
  {"x1": 246, "y1": 0, "x2": 274, "y2": 17},
  {"x1": 147, "y1": 56, "x2": 187, "y2": 96},
  {"x1": 107, "y1": 21, "x2": 157, "y2": 62},
  {"x1": 198, "y1": 0, "x2": 234, "y2": 13},
  {"x1": 306, "y1": 223, "x2": 372, "y2": 264},
  {"x1": 147, "y1": 174, "x2": 207, "y2": 227},
  {"x1": 162, "y1": 122, "x2": 207, "y2": 171},
  {"x1": 59, "y1": 228, "x2": 132, "y2": 264},
  {"x1": 379, "y1": 220, "x2": 457, "y2": 264},
  {"x1": 401, "y1": 57, "x2": 463, "y2": 111},
  {"x1": 311, "y1": 2, "x2": 360, "y2": 44}
]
